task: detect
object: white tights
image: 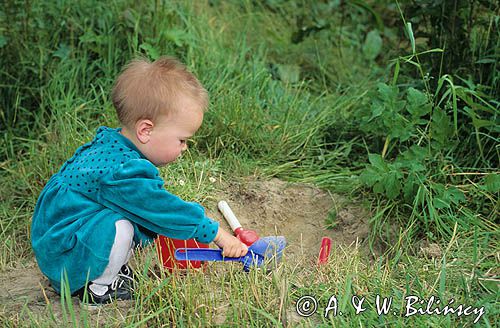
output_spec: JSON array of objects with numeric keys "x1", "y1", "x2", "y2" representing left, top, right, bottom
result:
[{"x1": 91, "y1": 220, "x2": 134, "y2": 291}]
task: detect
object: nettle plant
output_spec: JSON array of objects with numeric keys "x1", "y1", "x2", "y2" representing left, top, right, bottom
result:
[
  {"x1": 358, "y1": 82, "x2": 458, "y2": 200},
  {"x1": 355, "y1": 9, "x2": 499, "y2": 237},
  {"x1": 358, "y1": 71, "x2": 500, "y2": 235},
  {"x1": 357, "y1": 80, "x2": 496, "y2": 237}
]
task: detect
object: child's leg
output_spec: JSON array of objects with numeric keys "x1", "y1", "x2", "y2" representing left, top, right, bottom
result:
[{"x1": 90, "y1": 219, "x2": 134, "y2": 293}]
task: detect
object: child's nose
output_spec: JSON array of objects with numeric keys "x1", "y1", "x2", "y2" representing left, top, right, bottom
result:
[{"x1": 181, "y1": 143, "x2": 188, "y2": 151}]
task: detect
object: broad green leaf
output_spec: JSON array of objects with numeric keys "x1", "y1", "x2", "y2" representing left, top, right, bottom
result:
[
  {"x1": 79, "y1": 30, "x2": 98, "y2": 44},
  {"x1": 363, "y1": 30, "x2": 382, "y2": 60},
  {"x1": 407, "y1": 87, "x2": 427, "y2": 106},
  {"x1": 407, "y1": 87, "x2": 432, "y2": 118},
  {"x1": 403, "y1": 173, "x2": 421, "y2": 200},
  {"x1": 388, "y1": 115, "x2": 413, "y2": 141},
  {"x1": 431, "y1": 108, "x2": 453, "y2": 145},
  {"x1": 432, "y1": 184, "x2": 465, "y2": 209},
  {"x1": 276, "y1": 64, "x2": 300, "y2": 83},
  {"x1": 385, "y1": 171, "x2": 402, "y2": 199},
  {"x1": 139, "y1": 43, "x2": 160, "y2": 60},
  {"x1": 165, "y1": 29, "x2": 189, "y2": 47},
  {"x1": 360, "y1": 167, "x2": 379, "y2": 186},
  {"x1": 433, "y1": 197, "x2": 450, "y2": 209},
  {"x1": 369, "y1": 101, "x2": 385, "y2": 120},
  {"x1": 368, "y1": 154, "x2": 387, "y2": 171},
  {"x1": 373, "y1": 181, "x2": 384, "y2": 194},
  {"x1": 377, "y1": 83, "x2": 399, "y2": 102},
  {"x1": 396, "y1": 146, "x2": 428, "y2": 172},
  {"x1": 484, "y1": 174, "x2": 500, "y2": 193},
  {"x1": 447, "y1": 187, "x2": 466, "y2": 205},
  {"x1": 432, "y1": 183, "x2": 446, "y2": 195},
  {"x1": 53, "y1": 43, "x2": 71, "y2": 59}
]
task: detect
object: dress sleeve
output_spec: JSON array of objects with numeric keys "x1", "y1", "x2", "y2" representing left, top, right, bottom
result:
[{"x1": 98, "y1": 159, "x2": 219, "y2": 244}]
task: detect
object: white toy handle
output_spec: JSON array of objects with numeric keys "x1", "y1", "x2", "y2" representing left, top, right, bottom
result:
[{"x1": 218, "y1": 200, "x2": 242, "y2": 232}]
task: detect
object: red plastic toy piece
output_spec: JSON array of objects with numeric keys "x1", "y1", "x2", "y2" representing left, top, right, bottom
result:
[
  {"x1": 318, "y1": 237, "x2": 332, "y2": 265},
  {"x1": 234, "y1": 227, "x2": 260, "y2": 246}
]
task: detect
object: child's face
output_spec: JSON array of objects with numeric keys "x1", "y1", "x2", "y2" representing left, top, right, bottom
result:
[{"x1": 146, "y1": 101, "x2": 204, "y2": 166}]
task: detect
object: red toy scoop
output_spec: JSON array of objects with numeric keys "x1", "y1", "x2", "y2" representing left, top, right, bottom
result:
[{"x1": 218, "y1": 201, "x2": 259, "y2": 246}]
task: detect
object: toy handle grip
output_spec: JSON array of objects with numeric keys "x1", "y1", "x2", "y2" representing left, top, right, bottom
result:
[
  {"x1": 174, "y1": 248, "x2": 244, "y2": 262},
  {"x1": 218, "y1": 200, "x2": 242, "y2": 232}
]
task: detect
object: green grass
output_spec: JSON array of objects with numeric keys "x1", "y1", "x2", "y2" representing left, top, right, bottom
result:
[
  {"x1": 6, "y1": 239, "x2": 496, "y2": 327},
  {"x1": 1, "y1": 0, "x2": 498, "y2": 326}
]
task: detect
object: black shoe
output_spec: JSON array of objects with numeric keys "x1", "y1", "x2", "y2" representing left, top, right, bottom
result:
[
  {"x1": 76, "y1": 276, "x2": 133, "y2": 306},
  {"x1": 119, "y1": 264, "x2": 136, "y2": 289},
  {"x1": 119, "y1": 264, "x2": 134, "y2": 281}
]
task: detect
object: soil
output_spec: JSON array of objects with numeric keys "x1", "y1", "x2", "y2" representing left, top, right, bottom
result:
[
  {"x1": 207, "y1": 178, "x2": 370, "y2": 258},
  {"x1": 0, "y1": 177, "x2": 370, "y2": 325}
]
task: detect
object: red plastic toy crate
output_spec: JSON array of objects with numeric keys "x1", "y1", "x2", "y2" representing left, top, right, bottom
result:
[{"x1": 156, "y1": 235, "x2": 208, "y2": 271}]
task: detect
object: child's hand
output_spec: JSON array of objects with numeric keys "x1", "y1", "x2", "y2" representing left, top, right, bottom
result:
[{"x1": 213, "y1": 228, "x2": 248, "y2": 257}]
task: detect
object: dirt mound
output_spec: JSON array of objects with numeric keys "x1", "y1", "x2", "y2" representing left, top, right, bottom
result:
[
  {"x1": 206, "y1": 177, "x2": 370, "y2": 259},
  {"x1": 0, "y1": 177, "x2": 370, "y2": 323}
]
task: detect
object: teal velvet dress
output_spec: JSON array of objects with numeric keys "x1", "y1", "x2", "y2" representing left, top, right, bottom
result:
[{"x1": 31, "y1": 126, "x2": 219, "y2": 293}]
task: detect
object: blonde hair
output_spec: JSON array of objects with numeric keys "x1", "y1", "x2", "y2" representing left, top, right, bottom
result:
[{"x1": 111, "y1": 56, "x2": 208, "y2": 127}]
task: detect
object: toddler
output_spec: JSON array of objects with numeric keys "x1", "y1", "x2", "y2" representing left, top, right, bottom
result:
[{"x1": 31, "y1": 57, "x2": 248, "y2": 305}]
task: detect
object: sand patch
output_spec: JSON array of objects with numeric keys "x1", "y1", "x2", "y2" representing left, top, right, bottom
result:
[{"x1": 206, "y1": 177, "x2": 370, "y2": 259}]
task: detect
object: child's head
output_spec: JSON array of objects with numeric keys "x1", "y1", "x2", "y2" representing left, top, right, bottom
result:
[{"x1": 112, "y1": 57, "x2": 208, "y2": 166}]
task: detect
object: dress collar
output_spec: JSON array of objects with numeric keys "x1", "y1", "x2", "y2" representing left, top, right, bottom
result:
[{"x1": 111, "y1": 127, "x2": 148, "y2": 160}]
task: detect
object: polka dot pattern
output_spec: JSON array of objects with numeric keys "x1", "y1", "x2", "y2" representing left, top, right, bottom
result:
[{"x1": 59, "y1": 127, "x2": 139, "y2": 194}]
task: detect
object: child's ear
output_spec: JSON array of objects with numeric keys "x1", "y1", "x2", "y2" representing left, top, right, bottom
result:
[{"x1": 135, "y1": 119, "x2": 154, "y2": 144}]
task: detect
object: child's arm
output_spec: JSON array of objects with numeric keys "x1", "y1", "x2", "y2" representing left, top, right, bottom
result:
[
  {"x1": 99, "y1": 159, "x2": 219, "y2": 244},
  {"x1": 213, "y1": 228, "x2": 248, "y2": 257}
]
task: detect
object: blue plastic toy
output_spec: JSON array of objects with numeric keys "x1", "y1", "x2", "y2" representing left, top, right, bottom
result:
[{"x1": 174, "y1": 236, "x2": 286, "y2": 271}]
